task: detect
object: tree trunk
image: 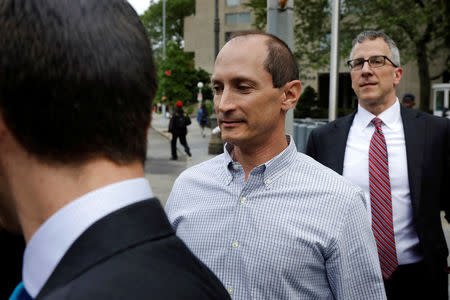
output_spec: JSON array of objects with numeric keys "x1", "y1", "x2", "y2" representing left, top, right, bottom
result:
[{"x1": 416, "y1": 42, "x2": 431, "y2": 112}]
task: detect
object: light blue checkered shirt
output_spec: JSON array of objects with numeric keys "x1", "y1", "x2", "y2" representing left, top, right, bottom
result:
[{"x1": 166, "y1": 137, "x2": 386, "y2": 299}]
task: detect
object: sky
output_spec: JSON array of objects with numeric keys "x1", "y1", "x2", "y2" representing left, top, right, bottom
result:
[{"x1": 127, "y1": 0, "x2": 150, "y2": 15}]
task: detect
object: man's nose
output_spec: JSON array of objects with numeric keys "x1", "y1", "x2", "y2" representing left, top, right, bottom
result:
[
  {"x1": 360, "y1": 60, "x2": 373, "y2": 75},
  {"x1": 216, "y1": 87, "x2": 236, "y2": 112}
]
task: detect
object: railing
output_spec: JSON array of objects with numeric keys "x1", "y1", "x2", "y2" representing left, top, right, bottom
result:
[{"x1": 293, "y1": 119, "x2": 327, "y2": 153}]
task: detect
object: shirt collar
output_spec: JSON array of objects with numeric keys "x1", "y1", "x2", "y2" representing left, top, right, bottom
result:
[
  {"x1": 354, "y1": 98, "x2": 401, "y2": 130},
  {"x1": 222, "y1": 135, "x2": 297, "y2": 187},
  {"x1": 23, "y1": 177, "x2": 153, "y2": 298}
]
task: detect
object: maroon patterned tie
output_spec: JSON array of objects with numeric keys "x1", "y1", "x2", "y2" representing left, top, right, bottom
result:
[{"x1": 369, "y1": 117, "x2": 398, "y2": 279}]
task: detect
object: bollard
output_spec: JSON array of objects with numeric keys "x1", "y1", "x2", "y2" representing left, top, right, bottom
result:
[
  {"x1": 294, "y1": 123, "x2": 307, "y2": 152},
  {"x1": 208, "y1": 114, "x2": 224, "y2": 154}
]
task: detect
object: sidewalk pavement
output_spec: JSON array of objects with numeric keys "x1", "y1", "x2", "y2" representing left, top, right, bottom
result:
[
  {"x1": 145, "y1": 112, "x2": 218, "y2": 205},
  {"x1": 150, "y1": 112, "x2": 216, "y2": 166}
]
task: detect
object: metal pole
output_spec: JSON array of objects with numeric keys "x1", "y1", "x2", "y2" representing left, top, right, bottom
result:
[
  {"x1": 328, "y1": 0, "x2": 340, "y2": 121},
  {"x1": 162, "y1": 0, "x2": 166, "y2": 59},
  {"x1": 267, "y1": 0, "x2": 295, "y2": 136},
  {"x1": 161, "y1": 0, "x2": 167, "y2": 119},
  {"x1": 214, "y1": 0, "x2": 220, "y2": 58}
]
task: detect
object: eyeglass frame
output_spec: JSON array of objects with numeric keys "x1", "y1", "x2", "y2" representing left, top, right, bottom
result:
[{"x1": 347, "y1": 55, "x2": 398, "y2": 71}]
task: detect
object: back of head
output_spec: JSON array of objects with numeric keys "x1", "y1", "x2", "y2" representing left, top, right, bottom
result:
[
  {"x1": 0, "y1": 0, "x2": 157, "y2": 165},
  {"x1": 350, "y1": 31, "x2": 401, "y2": 67},
  {"x1": 402, "y1": 93, "x2": 415, "y2": 102},
  {"x1": 230, "y1": 31, "x2": 299, "y2": 88}
]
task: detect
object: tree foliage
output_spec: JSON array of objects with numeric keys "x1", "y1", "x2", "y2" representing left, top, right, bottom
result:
[
  {"x1": 156, "y1": 42, "x2": 213, "y2": 107},
  {"x1": 245, "y1": 0, "x2": 450, "y2": 111},
  {"x1": 140, "y1": 1, "x2": 212, "y2": 109},
  {"x1": 140, "y1": 0, "x2": 195, "y2": 59}
]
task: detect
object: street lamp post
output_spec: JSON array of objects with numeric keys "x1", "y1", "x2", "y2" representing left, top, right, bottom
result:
[{"x1": 197, "y1": 82, "x2": 204, "y2": 104}]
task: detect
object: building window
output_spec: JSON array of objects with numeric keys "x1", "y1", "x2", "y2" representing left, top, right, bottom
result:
[
  {"x1": 225, "y1": 12, "x2": 251, "y2": 25},
  {"x1": 226, "y1": 0, "x2": 240, "y2": 6}
]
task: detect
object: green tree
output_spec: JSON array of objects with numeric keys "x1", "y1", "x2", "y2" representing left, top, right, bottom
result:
[
  {"x1": 140, "y1": 0, "x2": 195, "y2": 59},
  {"x1": 294, "y1": 86, "x2": 328, "y2": 118},
  {"x1": 245, "y1": 0, "x2": 450, "y2": 112},
  {"x1": 156, "y1": 42, "x2": 212, "y2": 107}
]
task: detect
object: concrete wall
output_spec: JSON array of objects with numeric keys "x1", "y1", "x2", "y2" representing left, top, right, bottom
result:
[{"x1": 184, "y1": 0, "x2": 253, "y2": 74}]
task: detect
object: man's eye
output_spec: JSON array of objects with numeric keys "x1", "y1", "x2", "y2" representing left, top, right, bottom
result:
[
  {"x1": 213, "y1": 86, "x2": 222, "y2": 93},
  {"x1": 237, "y1": 85, "x2": 250, "y2": 91},
  {"x1": 354, "y1": 59, "x2": 364, "y2": 66},
  {"x1": 371, "y1": 57, "x2": 384, "y2": 65}
]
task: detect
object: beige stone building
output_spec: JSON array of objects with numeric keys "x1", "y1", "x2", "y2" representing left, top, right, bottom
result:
[
  {"x1": 184, "y1": 0, "x2": 254, "y2": 74},
  {"x1": 184, "y1": 0, "x2": 447, "y2": 112}
]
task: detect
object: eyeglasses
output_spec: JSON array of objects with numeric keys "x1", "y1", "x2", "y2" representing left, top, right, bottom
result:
[{"x1": 347, "y1": 55, "x2": 398, "y2": 71}]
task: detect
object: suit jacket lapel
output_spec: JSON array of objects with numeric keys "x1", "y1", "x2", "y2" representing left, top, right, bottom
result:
[
  {"x1": 37, "y1": 198, "x2": 172, "y2": 299},
  {"x1": 401, "y1": 106, "x2": 425, "y2": 211},
  {"x1": 331, "y1": 112, "x2": 356, "y2": 174}
]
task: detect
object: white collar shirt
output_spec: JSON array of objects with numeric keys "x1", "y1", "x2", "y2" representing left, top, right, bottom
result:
[
  {"x1": 343, "y1": 99, "x2": 423, "y2": 265},
  {"x1": 22, "y1": 178, "x2": 153, "y2": 298}
]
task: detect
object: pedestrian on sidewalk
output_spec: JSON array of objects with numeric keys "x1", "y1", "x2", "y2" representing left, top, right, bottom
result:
[
  {"x1": 169, "y1": 101, "x2": 192, "y2": 160},
  {"x1": 197, "y1": 103, "x2": 209, "y2": 137}
]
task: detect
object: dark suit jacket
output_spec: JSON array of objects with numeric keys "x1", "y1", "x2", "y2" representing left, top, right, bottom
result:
[
  {"x1": 306, "y1": 105, "x2": 449, "y2": 296},
  {"x1": 0, "y1": 231, "x2": 25, "y2": 299},
  {"x1": 36, "y1": 198, "x2": 230, "y2": 300}
]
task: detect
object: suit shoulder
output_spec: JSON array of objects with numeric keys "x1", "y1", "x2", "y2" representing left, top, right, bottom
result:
[
  {"x1": 407, "y1": 108, "x2": 450, "y2": 129},
  {"x1": 40, "y1": 237, "x2": 230, "y2": 299},
  {"x1": 310, "y1": 114, "x2": 353, "y2": 135}
]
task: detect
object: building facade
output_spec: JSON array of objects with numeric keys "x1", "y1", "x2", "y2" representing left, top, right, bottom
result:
[{"x1": 184, "y1": 0, "x2": 447, "y2": 112}]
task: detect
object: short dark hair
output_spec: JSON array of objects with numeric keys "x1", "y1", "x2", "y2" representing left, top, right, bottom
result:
[
  {"x1": 230, "y1": 31, "x2": 299, "y2": 88},
  {"x1": 402, "y1": 93, "x2": 415, "y2": 102},
  {"x1": 0, "y1": 0, "x2": 157, "y2": 165}
]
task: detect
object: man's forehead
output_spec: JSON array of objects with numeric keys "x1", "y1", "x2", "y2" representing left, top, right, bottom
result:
[
  {"x1": 214, "y1": 35, "x2": 268, "y2": 72},
  {"x1": 352, "y1": 38, "x2": 389, "y2": 57}
]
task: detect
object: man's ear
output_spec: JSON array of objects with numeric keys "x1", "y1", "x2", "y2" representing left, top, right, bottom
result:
[
  {"x1": 281, "y1": 80, "x2": 302, "y2": 112},
  {"x1": 393, "y1": 67, "x2": 402, "y2": 86}
]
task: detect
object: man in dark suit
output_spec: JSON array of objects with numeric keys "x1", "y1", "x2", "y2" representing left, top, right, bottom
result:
[
  {"x1": 0, "y1": 229, "x2": 25, "y2": 299},
  {"x1": 0, "y1": 1, "x2": 229, "y2": 299},
  {"x1": 307, "y1": 31, "x2": 449, "y2": 299}
]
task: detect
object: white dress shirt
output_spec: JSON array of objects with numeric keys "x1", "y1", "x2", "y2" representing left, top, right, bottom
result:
[
  {"x1": 22, "y1": 178, "x2": 153, "y2": 298},
  {"x1": 343, "y1": 100, "x2": 423, "y2": 265}
]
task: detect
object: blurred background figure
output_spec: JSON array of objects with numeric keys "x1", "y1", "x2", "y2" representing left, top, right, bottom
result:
[
  {"x1": 197, "y1": 103, "x2": 209, "y2": 137},
  {"x1": 168, "y1": 101, "x2": 192, "y2": 160},
  {"x1": 401, "y1": 93, "x2": 415, "y2": 108}
]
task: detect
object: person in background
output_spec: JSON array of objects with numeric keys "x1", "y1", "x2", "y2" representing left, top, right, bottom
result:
[
  {"x1": 197, "y1": 103, "x2": 209, "y2": 137},
  {"x1": 307, "y1": 31, "x2": 449, "y2": 299},
  {"x1": 166, "y1": 31, "x2": 386, "y2": 299},
  {"x1": 401, "y1": 93, "x2": 415, "y2": 108},
  {"x1": 0, "y1": 0, "x2": 230, "y2": 299},
  {"x1": 169, "y1": 101, "x2": 192, "y2": 160}
]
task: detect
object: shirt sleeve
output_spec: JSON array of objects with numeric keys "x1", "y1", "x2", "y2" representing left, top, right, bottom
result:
[{"x1": 325, "y1": 191, "x2": 387, "y2": 300}]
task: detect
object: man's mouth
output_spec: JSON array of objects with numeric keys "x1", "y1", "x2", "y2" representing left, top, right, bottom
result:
[
  {"x1": 220, "y1": 120, "x2": 243, "y2": 127},
  {"x1": 360, "y1": 82, "x2": 377, "y2": 87}
]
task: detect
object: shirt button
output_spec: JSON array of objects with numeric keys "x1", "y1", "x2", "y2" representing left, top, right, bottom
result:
[
  {"x1": 265, "y1": 178, "x2": 271, "y2": 184},
  {"x1": 240, "y1": 197, "x2": 247, "y2": 204},
  {"x1": 227, "y1": 176, "x2": 232, "y2": 181},
  {"x1": 232, "y1": 241, "x2": 239, "y2": 248},
  {"x1": 233, "y1": 164, "x2": 239, "y2": 170},
  {"x1": 228, "y1": 287, "x2": 234, "y2": 295}
]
